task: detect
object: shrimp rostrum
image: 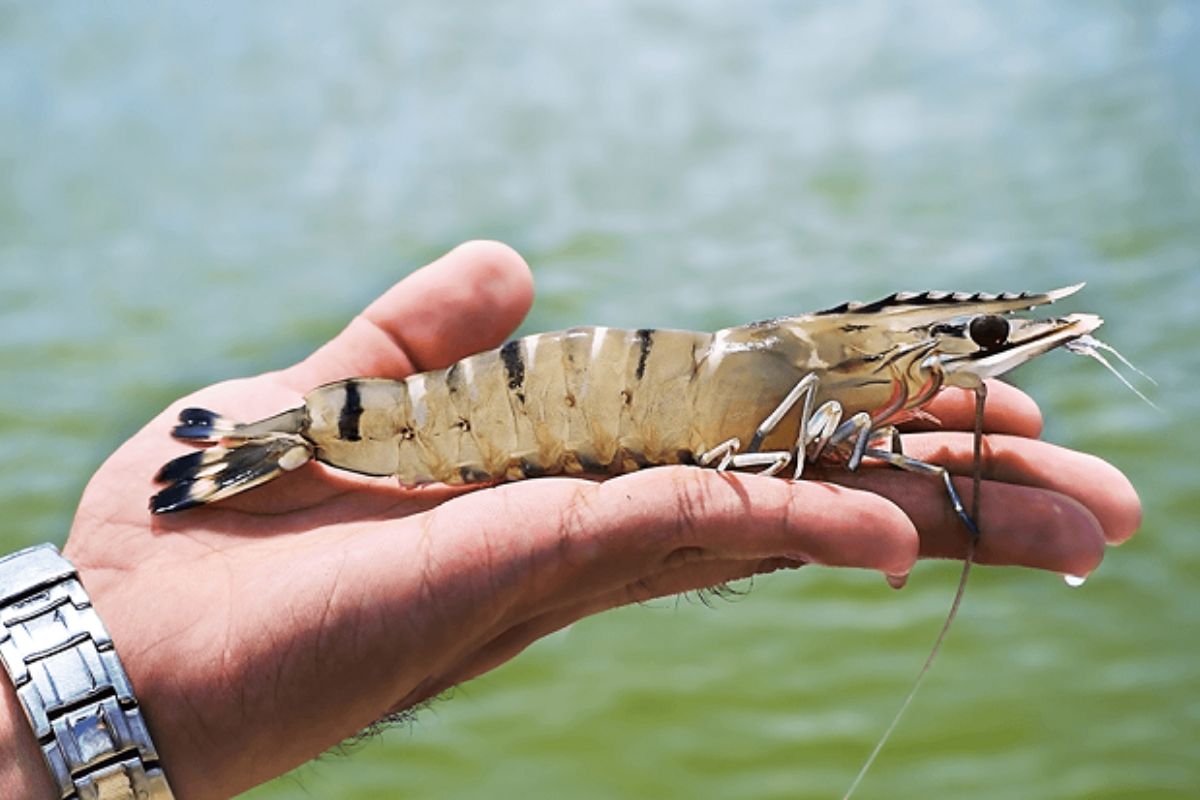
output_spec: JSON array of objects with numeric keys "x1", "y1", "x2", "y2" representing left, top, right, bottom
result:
[{"x1": 151, "y1": 284, "x2": 1116, "y2": 520}]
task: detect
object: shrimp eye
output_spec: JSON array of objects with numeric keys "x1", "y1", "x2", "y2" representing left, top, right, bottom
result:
[{"x1": 969, "y1": 314, "x2": 1009, "y2": 351}]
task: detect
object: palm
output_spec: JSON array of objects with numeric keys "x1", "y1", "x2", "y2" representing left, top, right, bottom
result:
[{"x1": 56, "y1": 242, "x2": 1139, "y2": 800}]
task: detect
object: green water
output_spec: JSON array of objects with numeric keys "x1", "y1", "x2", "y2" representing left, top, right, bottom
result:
[{"x1": 3, "y1": 3, "x2": 1197, "y2": 798}]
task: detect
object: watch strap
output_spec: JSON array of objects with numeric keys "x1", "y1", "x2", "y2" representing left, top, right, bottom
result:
[{"x1": 0, "y1": 544, "x2": 173, "y2": 799}]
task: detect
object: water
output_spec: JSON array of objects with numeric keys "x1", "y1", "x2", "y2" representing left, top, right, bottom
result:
[{"x1": 3, "y1": 3, "x2": 1198, "y2": 797}]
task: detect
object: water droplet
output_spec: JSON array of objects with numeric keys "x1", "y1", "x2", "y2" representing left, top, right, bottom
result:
[{"x1": 1063, "y1": 574, "x2": 1087, "y2": 588}]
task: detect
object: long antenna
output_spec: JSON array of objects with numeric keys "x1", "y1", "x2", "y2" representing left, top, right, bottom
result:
[{"x1": 842, "y1": 384, "x2": 987, "y2": 799}]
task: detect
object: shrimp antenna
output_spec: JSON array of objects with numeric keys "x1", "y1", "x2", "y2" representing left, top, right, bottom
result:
[
  {"x1": 842, "y1": 383, "x2": 986, "y2": 799},
  {"x1": 1067, "y1": 335, "x2": 1158, "y2": 410}
]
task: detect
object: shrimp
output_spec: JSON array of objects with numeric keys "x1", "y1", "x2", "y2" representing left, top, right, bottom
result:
[{"x1": 150, "y1": 284, "x2": 1110, "y2": 518}]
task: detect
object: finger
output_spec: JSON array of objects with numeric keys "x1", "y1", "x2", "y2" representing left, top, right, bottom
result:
[
  {"x1": 426, "y1": 467, "x2": 920, "y2": 614},
  {"x1": 824, "y1": 466, "x2": 1108, "y2": 576},
  {"x1": 282, "y1": 240, "x2": 534, "y2": 389},
  {"x1": 903, "y1": 380, "x2": 1043, "y2": 437},
  {"x1": 882, "y1": 431, "x2": 1141, "y2": 545}
]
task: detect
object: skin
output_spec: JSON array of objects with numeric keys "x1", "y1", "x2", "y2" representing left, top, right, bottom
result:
[{"x1": 0, "y1": 241, "x2": 1141, "y2": 799}]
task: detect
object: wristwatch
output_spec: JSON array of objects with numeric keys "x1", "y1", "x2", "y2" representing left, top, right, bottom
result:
[{"x1": 0, "y1": 544, "x2": 174, "y2": 799}]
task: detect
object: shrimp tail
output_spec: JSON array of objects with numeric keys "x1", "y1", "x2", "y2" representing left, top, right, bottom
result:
[
  {"x1": 150, "y1": 406, "x2": 311, "y2": 514},
  {"x1": 170, "y1": 407, "x2": 240, "y2": 441}
]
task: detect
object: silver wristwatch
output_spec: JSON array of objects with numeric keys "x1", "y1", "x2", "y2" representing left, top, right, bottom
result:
[{"x1": 0, "y1": 544, "x2": 174, "y2": 800}]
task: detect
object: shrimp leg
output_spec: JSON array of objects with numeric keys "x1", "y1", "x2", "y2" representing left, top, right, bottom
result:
[
  {"x1": 699, "y1": 371, "x2": 980, "y2": 538},
  {"x1": 699, "y1": 372, "x2": 841, "y2": 480},
  {"x1": 863, "y1": 447, "x2": 980, "y2": 538}
]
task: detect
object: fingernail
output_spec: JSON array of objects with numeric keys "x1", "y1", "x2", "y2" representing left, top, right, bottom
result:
[{"x1": 886, "y1": 572, "x2": 910, "y2": 590}]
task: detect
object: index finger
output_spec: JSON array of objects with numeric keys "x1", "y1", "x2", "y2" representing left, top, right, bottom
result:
[{"x1": 904, "y1": 380, "x2": 1044, "y2": 438}]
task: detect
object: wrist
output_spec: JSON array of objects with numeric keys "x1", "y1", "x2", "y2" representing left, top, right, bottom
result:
[{"x1": 0, "y1": 656, "x2": 56, "y2": 798}]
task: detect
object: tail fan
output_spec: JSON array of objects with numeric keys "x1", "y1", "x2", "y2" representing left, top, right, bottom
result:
[
  {"x1": 151, "y1": 406, "x2": 311, "y2": 514},
  {"x1": 171, "y1": 407, "x2": 240, "y2": 441}
]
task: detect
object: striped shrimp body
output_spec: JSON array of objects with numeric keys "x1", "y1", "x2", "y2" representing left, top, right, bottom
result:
[{"x1": 151, "y1": 284, "x2": 1120, "y2": 516}]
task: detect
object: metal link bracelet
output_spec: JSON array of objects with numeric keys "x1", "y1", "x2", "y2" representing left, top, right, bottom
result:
[{"x1": 0, "y1": 544, "x2": 174, "y2": 800}]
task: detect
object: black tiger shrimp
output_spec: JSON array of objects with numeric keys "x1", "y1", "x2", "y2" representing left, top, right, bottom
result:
[{"x1": 150, "y1": 284, "x2": 1116, "y2": 517}]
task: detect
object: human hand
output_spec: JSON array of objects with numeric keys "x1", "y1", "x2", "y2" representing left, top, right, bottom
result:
[{"x1": 5, "y1": 241, "x2": 1136, "y2": 799}]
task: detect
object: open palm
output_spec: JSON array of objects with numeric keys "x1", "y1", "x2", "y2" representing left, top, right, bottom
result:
[{"x1": 55, "y1": 242, "x2": 1139, "y2": 799}]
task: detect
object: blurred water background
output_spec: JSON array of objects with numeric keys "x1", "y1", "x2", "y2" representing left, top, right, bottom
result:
[{"x1": 2, "y1": 2, "x2": 1197, "y2": 798}]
